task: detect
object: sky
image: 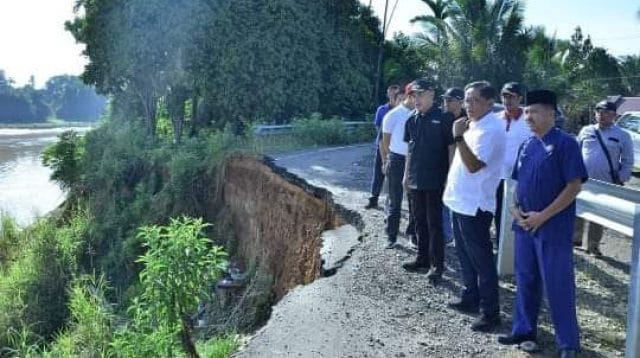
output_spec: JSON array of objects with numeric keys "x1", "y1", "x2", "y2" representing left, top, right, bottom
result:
[{"x1": 0, "y1": 0, "x2": 638, "y2": 88}]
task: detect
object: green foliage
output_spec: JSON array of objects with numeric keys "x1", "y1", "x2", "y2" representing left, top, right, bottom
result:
[
  {"x1": 45, "y1": 274, "x2": 115, "y2": 357},
  {"x1": 67, "y1": 0, "x2": 378, "y2": 136},
  {"x1": 0, "y1": 212, "x2": 21, "y2": 268},
  {"x1": 112, "y1": 217, "x2": 227, "y2": 357},
  {"x1": 44, "y1": 75, "x2": 107, "y2": 122},
  {"x1": 42, "y1": 130, "x2": 84, "y2": 190},
  {"x1": 0, "y1": 217, "x2": 85, "y2": 347},
  {"x1": 290, "y1": 113, "x2": 375, "y2": 147},
  {"x1": 196, "y1": 335, "x2": 240, "y2": 358}
]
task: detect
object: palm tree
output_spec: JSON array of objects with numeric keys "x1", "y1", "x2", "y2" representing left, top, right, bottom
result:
[{"x1": 414, "y1": 0, "x2": 528, "y2": 87}]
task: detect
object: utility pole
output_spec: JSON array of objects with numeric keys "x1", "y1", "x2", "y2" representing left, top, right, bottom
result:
[{"x1": 373, "y1": 0, "x2": 389, "y2": 105}]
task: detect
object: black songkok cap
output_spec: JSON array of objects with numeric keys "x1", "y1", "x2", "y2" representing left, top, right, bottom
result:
[{"x1": 526, "y1": 90, "x2": 557, "y2": 110}]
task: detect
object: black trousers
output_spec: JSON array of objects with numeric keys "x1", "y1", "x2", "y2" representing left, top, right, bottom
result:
[
  {"x1": 369, "y1": 145, "x2": 385, "y2": 201},
  {"x1": 411, "y1": 188, "x2": 445, "y2": 270}
]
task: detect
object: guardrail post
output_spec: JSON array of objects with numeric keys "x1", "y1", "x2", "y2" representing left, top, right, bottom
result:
[
  {"x1": 626, "y1": 204, "x2": 640, "y2": 357},
  {"x1": 497, "y1": 178, "x2": 515, "y2": 276}
]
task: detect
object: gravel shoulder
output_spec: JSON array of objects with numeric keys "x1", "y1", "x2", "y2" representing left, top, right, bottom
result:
[{"x1": 236, "y1": 144, "x2": 630, "y2": 357}]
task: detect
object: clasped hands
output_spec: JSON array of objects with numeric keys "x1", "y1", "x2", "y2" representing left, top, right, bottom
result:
[{"x1": 510, "y1": 206, "x2": 547, "y2": 233}]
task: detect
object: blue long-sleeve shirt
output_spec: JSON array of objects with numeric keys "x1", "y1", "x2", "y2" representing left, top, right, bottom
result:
[
  {"x1": 374, "y1": 103, "x2": 391, "y2": 145},
  {"x1": 577, "y1": 124, "x2": 634, "y2": 183}
]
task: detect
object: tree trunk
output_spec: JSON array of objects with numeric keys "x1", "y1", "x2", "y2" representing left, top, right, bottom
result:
[{"x1": 180, "y1": 315, "x2": 199, "y2": 358}]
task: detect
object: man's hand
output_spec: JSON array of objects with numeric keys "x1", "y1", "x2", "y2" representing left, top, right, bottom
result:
[
  {"x1": 453, "y1": 117, "x2": 469, "y2": 137},
  {"x1": 382, "y1": 160, "x2": 390, "y2": 175},
  {"x1": 520, "y1": 211, "x2": 550, "y2": 233}
]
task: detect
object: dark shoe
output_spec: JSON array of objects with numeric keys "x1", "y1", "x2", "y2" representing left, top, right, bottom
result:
[
  {"x1": 385, "y1": 241, "x2": 397, "y2": 249},
  {"x1": 587, "y1": 248, "x2": 603, "y2": 257},
  {"x1": 447, "y1": 299, "x2": 479, "y2": 314},
  {"x1": 426, "y1": 267, "x2": 443, "y2": 281},
  {"x1": 364, "y1": 199, "x2": 378, "y2": 209},
  {"x1": 559, "y1": 349, "x2": 577, "y2": 358},
  {"x1": 470, "y1": 314, "x2": 501, "y2": 332},
  {"x1": 402, "y1": 260, "x2": 430, "y2": 273},
  {"x1": 497, "y1": 333, "x2": 536, "y2": 345},
  {"x1": 519, "y1": 340, "x2": 541, "y2": 353}
]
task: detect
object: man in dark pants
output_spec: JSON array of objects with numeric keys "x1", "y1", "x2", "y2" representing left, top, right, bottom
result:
[
  {"x1": 498, "y1": 90, "x2": 586, "y2": 358},
  {"x1": 366, "y1": 85, "x2": 401, "y2": 209},
  {"x1": 401, "y1": 79, "x2": 455, "y2": 283},
  {"x1": 443, "y1": 81, "x2": 505, "y2": 332}
]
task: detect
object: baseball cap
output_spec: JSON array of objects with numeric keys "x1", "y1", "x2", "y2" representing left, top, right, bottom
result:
[
  {"x1": 442, "y1": 87, "x2": 464, "y2": 100},
  {"x1": 407, "y1": 78, "x2": 435, "y2": 94},
  {"x1": 595, "y1": 100, "x2": 617, "y2": 112},
  {"x1": 501, "y1": 82, "x2": 524, "y2": 96}
]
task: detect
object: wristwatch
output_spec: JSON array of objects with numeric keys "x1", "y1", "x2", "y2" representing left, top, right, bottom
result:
[{"x1": 454, "y1": 135, "x2": 464, "y2": 143}]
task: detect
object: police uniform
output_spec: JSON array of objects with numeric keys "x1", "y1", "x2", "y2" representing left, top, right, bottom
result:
[{"x1": 511, "y1": 127, "x2": 588, "y2": 350}]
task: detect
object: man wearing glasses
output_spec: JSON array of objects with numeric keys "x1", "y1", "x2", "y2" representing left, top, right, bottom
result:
[
  {"x1": 574, "y1": 100, "x2": 634, "y2": 257},
  {"x1": 443, "y1": 81, "x2": 505, "y2": 332}
]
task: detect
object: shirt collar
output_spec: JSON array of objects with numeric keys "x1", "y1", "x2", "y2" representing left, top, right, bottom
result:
[{"x1": 503, "y1": 108, "x2": 523, "y2": 120}]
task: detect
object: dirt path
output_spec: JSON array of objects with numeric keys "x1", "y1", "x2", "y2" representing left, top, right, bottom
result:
[{"x1": 236, "y1": 144, "x2": 629, "y2": 357}]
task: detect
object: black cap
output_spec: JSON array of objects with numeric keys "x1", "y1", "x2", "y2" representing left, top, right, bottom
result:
[
  {"x1": 526, "y1": 90, "x2": 557, "y2": 110},
  {"x1": 501, "y1": 82, "x2": 524, "y2": 96},
  {"x1": 407, "y1": 78, "x2": 435, "y2": 94},
  {"x1": 442, "y1": 87, "x2": 464, "y2": 100},
  {"x1": 595, "y1": 100, "x2": 617, "y2": 112}
]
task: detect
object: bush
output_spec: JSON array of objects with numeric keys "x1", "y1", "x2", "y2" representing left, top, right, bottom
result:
[
  {"x1": 42, "y1": 130, "x2": 84, "y2": 191},
  {"x1": 290, "y1": 113, "x2": 375, "y2": 147},
  {"x1": 44, "y1": 274, "x2": 115, "y2": 357},
  {"x1": 0, "y1": 213, "x2": 21, "y2": 268},
  {"x1": 111, "y1": 217, "x2": 227, "y2": 357},
  {"x1": 0, "y1": 218, "x2": 80, "y2": 347}
]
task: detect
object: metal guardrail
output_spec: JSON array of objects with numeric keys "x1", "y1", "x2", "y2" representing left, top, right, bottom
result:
[
  {"x1": 497, "y1": 178, "x2": 640, "y2": 357},
  {"x1": 253, "y1": 121, "x2": 372, "y2": 136}
]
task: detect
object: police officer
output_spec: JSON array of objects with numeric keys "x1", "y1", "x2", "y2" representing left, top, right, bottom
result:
[{"x1": 498, "y1": 90, "x2": 587, "y2": 358}]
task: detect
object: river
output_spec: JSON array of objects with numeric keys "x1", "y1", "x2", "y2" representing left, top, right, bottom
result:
[{"x1": 0, "y1": 127, "x2": 92, "y2": 226}]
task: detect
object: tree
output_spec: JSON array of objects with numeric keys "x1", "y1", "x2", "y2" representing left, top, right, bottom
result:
[
  {"x1": 44, "y1": 75, "x2": 107, "y2": 121},
  {"x1": 411, "y1": 0, "x2": 529, "y2": 88},
  {"x1": 112, "y1": 217, "x2": 227, "y2": 357},
  {"x1": 620, "y1": 55, "x2": 640, "y2": 96}
]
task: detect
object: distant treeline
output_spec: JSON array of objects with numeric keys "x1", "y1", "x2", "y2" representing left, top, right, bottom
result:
[{"x1": 0, "y1": 71, "x2": 107, "y2": 123}]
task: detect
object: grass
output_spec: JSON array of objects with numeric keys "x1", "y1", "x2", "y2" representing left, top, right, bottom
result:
[{"x1": 196, "y1": 335, "x2": 241, "y2": 358}]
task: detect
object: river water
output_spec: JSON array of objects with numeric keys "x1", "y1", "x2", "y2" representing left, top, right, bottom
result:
[{"x1": 0, "y1": 127, "x2": 92, "y2": 225}]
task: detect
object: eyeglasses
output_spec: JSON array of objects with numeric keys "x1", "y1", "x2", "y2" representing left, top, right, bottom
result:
[
  {"x1": 501, "y1": 93, "x2": 517, "y2": 99},
  {"x1": 464, "y1": 97, "x2": 486, "y2": 105}
]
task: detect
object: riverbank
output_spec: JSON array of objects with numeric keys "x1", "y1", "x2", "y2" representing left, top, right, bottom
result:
[{"x1": 0, "y1": 121, "x2": 98, "y2": 129}]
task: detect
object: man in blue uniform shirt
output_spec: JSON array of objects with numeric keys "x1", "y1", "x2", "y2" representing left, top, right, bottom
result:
[
  {"x1": 366, "y1": 85, "x2": 401, "y2": 209},
  {"x1": 498, "y1": 90, "x2": 588, "y2": 358}
]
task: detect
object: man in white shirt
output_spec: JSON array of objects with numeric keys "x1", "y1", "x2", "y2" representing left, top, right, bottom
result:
[
  {"x1": 443, "y1": 81, "x2": 506, "y2": 332},
  {"x1": 381, "y1": 86, "x2": 415, "y2": 248},
  {"x1": 495, "y1": 82, "x2": 532, "y2": 247}
]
